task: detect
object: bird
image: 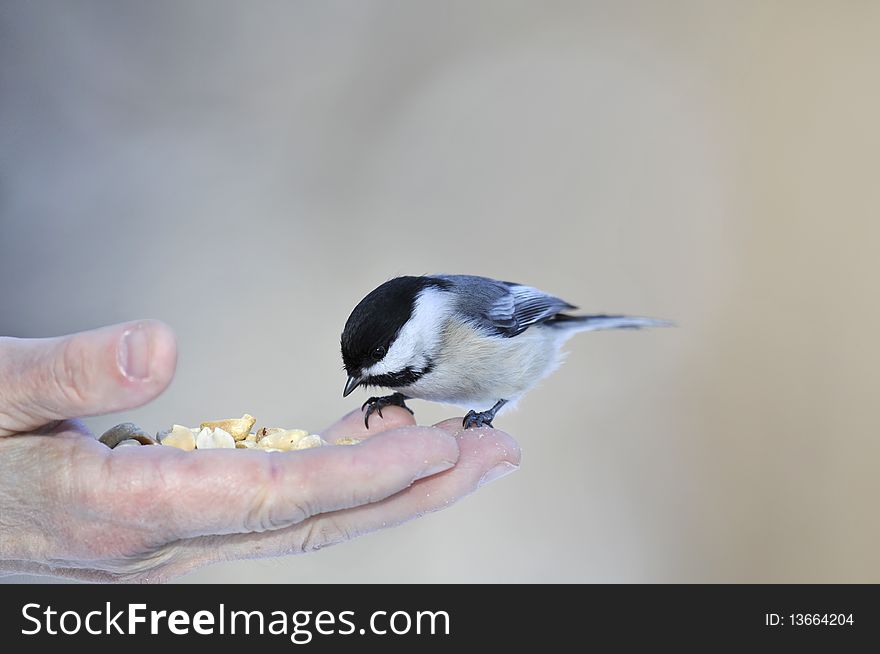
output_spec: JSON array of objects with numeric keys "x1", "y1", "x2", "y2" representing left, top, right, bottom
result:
[{"x1": 340, "y1": 274, "x2": 672, "y2": 429}]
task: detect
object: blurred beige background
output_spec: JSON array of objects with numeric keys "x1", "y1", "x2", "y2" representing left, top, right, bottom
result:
[{"x1": 2, "y1": 0, "x2": 878, "y2": 583}]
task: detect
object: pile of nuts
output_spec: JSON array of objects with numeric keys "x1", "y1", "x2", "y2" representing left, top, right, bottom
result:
[{"x1": 98, "y1": 414, "x2": 359, "y2": 452}]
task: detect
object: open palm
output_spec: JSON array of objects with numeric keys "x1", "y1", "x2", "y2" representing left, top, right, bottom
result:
[{"x1": 0, "y1": 321, "x2": 520, "y2": 582}]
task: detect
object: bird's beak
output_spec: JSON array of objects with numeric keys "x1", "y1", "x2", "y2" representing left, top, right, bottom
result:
[{"x1": 343, "y1": 374, "x2": 363, "y2": 398}]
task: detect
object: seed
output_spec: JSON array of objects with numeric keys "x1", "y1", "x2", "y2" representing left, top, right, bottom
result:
[
  {"x1": 99, "y1": 423, "x2": 157, "y2": 448},
  {"x1": 100, "y1": 415, "x2": 334, "y2": 454}
]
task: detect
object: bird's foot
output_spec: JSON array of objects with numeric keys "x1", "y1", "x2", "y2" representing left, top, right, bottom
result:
[
  {"x1": 362, "y1": 392, "x2": 413, "y2": 429},
  {"x1": 462, "y1": 410, "x2": 495, "y2": 429},
  {"x1": 462, "y1": 399, "x2": 508, "y2": 429}
]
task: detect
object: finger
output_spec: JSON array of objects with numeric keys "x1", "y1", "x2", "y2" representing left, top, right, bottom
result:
[
  {"x1": 0, "y1": 320, "x2": 177, "y2": 436},
  {"x1": 297, "y1": 423, "x2": 521, "y2": 540},
  {"x1": 321, "y1": 405, "x2": 416, "y2": 443},
  {"x1": 181, "y1": 424, "x2": 520, "y2": 570},
  {"x1": 85, "y1": 424, "x2": 460, "y2": 541}
]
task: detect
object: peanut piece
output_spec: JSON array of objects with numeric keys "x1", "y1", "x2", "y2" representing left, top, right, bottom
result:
[
  {"x1": 294, "y1": 434, "x2": 326, "y2": 450},
  {"x1": 200, "y1": 414, "x2": 257, "y2": 441},
  {"x1": 157, "y1": 424, "x2": 197, "y2": 451},
  {"x1": 257, "y1": 429, "x2": 309, "y2": 451},
  {"x1": 196, "y1": 427, "x2": 236, "y2": 449}
]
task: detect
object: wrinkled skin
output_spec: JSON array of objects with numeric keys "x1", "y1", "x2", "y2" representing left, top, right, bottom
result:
[{"x1": 0, "y1": 321, "x2": 520, "y2": 582}]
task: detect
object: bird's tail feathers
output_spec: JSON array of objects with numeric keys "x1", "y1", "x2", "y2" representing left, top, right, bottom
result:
[{"x1": 546, "y1": 314, "x2": 675, "y2": 332}]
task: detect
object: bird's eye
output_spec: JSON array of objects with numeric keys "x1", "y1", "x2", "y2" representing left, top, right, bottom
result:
[{"x1": 371, "y1": 346, "x2": 386, "y2": 361}]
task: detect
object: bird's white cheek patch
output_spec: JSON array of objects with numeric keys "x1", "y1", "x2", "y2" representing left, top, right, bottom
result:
[{"x1": 363, "y1": 287, "x2": 452, "y2": 378}]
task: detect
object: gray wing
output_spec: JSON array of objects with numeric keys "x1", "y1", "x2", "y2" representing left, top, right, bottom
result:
[
  {"x1": 490, "y1": 283, "x2": 577, "y2": 336},
  {"x1": 434, "y1": 274, "x2": 576, "y2": 337}
]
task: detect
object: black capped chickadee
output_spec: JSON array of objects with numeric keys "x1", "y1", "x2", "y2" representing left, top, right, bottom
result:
[{"x1": 341, "y1": 274, "x2": 671, "y2": 429}]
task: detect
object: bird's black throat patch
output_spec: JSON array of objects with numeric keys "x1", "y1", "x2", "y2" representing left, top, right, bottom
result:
[{"x1": 363, "y1": 359, "x2": 434, "y2": 390}]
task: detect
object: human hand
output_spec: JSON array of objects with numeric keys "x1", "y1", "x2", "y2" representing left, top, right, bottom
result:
[{"x1": 0, "y1": 321, "x2": 521, "y2": 582}]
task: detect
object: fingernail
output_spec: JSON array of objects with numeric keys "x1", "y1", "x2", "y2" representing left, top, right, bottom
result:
[
  {"x1": 118, "y1": 324, "x2": 151, "y2": 380},
  {"x1": 478, "y1": 461, "x2": 519, "y2": 488}
]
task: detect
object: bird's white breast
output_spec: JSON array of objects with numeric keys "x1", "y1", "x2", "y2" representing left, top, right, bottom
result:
[{"x1": 394, "y1": 319, "x2": 571, "y2": 411}]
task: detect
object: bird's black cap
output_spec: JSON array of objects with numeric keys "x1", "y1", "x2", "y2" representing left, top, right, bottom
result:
[{"x1": 341, "y1": 276, "x2": 450, "y2": 378}]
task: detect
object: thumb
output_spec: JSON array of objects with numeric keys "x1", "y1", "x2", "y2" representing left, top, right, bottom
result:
[{"x1": 0, "y1": 320, "x2": 177, "y2": 436}]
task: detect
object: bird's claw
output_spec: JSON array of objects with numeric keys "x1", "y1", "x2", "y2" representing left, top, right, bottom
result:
[
  {"x1": 462, "y1": 410, "x2": 494, "y2": 429},
  {"x1": 361, "y1": 393, "x2": 413, "y2": 429},
  {"x1": 462, "y1": 400, "x2": 507, "y2": 429}
]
